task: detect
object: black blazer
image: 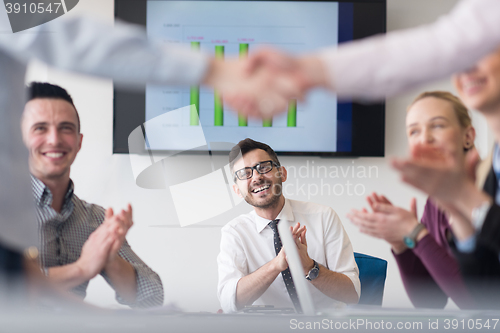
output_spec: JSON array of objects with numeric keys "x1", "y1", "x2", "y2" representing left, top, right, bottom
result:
[
  {"x1": 451, "y1": 167, "x2": 500, "y2": 308},
  {"x1": 479, "y1": 167, "x2": 500, "y2": 253}
]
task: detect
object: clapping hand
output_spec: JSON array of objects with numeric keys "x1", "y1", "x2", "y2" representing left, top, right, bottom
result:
[
  {"x1": 348, "y1": 193, "x2": 420, "y2": 253},
  {"x1": 391, "y1": 145, "x2": 492, "y2": 240},
  {"x1": 77, "y1": 204, "x2": 134, "y2": 279},
  {"x1": 291, "y1": 222, "x2": 314, "y2": 274},
  {"x1": 104, "y1": 204, "x2": 133, "y2": 264},
  {"x1": 391, "y1": 144, "x2": 468, "y2": 203}
]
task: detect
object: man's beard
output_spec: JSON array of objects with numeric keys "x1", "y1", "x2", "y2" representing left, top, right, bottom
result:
[{"x1": 244, "y1": 181, "x2": 283, "y2": 209}]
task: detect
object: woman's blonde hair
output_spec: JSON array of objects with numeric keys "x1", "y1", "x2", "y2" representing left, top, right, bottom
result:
[{"x1": 407, "y1": 91, "x2": 472, "y2": 129}]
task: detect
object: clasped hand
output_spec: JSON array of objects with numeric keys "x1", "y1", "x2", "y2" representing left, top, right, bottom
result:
[
  {"x1": 273, "y1": 222, "x2": 315, "y2": 275},
  {"x1": 208, "y1": 48, "x2": 327, "y2": 118},
  {"x1": 77, "y1": 204, "x2": 133, "y2": 279}
]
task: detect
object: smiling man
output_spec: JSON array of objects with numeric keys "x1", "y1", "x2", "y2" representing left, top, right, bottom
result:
[
  {"x1": 217, "y1": 138, "x2": 359, "y2": 313},
  {"x1": 22, "y1": 82, "x2": 163, "y2": 308}
]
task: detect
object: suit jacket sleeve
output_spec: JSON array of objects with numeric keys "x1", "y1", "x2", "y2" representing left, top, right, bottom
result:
[
  {"x1": 0, "y1": 14, "x2": 209, "y2": 87},
  {"x1": 451, "y1": 167, "x2": 500, "y2": 309},
  {"x1": 318, "y1": 0, "x2": 500, "y2": 100}
]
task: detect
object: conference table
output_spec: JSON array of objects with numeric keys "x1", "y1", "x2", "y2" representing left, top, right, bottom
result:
[{"x1": 4, "y1": 306, "x2": 498, "y2": 333}]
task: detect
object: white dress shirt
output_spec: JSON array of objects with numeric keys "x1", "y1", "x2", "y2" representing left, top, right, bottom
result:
[
  {"x1": 0, "y1": 11, "x2": 208, "y2": 250},
  {"x1": 320, "y1": 0, "x2": 500, "y2": 100},
  {"x1": 217, "y1": 198, "x2": 360, "y2": 313}
]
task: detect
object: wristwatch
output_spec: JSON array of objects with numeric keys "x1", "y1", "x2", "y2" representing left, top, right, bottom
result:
[
  {"x1": 403, "y1": 224, "x2": 426, "y2": 249},
  {"x1": 305, "y1": 260, "x2": 319, "y2": 281}
]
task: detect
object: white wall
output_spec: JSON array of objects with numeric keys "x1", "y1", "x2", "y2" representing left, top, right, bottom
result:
[{"x1": 25, "y1": 0, "x2": 491, "y2": 311}]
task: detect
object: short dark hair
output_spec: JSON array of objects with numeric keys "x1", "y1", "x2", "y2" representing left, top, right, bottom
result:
[
  {"x1": 229, "y1": 138, "x2": 281, "y2": 174},
  {"x1": 27, "y1": 82, "x2": 81, "y2": 132}
]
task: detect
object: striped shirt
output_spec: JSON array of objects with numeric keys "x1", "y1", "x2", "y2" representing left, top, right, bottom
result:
[{"x1": 32, "y1": 176, "x2": 163, "y2": 308}]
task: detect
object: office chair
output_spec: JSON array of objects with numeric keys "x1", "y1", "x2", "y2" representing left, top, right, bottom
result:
[{"x1": 354, "y1": 252, "x2": 387, "y2": 306}]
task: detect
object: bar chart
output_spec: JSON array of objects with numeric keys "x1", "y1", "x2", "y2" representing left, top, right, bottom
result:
[
  {"x1": 146, "y1": 0, "x2": 339, "y2": 153},
  {"x1": 188, "y1": 41, "x2": 298, "y2": 128},
  {"x1": 214, "y1": 45, "x2": 224, "y2": 126},
  {"x1": 180, "y1": 21, "x2": 307, "y2": 129},
  {"x1": 190, "y1": 41, "x2": 200, "y2": 126},
  {"x1": 238, "y1": 43, "x2": 249, "y2": 127}
]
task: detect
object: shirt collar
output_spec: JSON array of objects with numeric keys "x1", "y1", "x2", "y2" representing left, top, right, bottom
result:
[
  {"x1": 30, "y1": 175, "x2": 75, "y2": 209},
  {"x1": 254, "y1": 198, "x2": 295, "y2": 233}
]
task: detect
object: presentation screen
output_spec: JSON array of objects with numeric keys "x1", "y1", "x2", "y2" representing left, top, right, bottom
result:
[{"x1": 114, "y1": 0, "x2": 386, "y2": 156}]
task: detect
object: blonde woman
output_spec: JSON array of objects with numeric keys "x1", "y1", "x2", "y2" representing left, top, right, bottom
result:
[{"x1": 348, "y1": 92, "x2": 476, "y2": 309}]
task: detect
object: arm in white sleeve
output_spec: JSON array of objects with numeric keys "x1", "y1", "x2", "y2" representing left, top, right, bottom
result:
[
  {"x1": 323, "y1": 208, "x2": 361, "y2": 298},
  {"x1": 217, "y1": 226, "x2": 248, "y2": 313},
  {"x1": 319, "y1": 0, "x2": 500, "y2": 100},
  {"x1": 0, "y1": 15, "x2": 209, "y2": 87}
]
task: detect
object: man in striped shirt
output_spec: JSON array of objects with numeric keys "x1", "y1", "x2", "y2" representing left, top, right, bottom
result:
[{"x1": 22, "y1": 82, "x2": 163, "y2": 308}]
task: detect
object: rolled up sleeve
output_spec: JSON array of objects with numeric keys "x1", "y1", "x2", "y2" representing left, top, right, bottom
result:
[{"x1": 102, "y1": 240, "x2": 164, "y2": 308}]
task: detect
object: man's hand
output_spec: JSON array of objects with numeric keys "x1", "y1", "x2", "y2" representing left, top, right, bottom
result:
[
  {"x1": 287, "y1": 222, "x2": 359, "y2": 304},
  {"x1": 234, "y1": 222, "x2": 295, "y2": 309},
  {"x1": 272, "y1": 248, "x2": 289, "y2": 273},
  {"x1": 245, "y1": 48, "x2": 328, "y2": 95},
  {"x1": 46, "y1": 205, "x2": 137, "y2": 296},
  {"x1": 270, "y1": 224, "x2": 298, "y2": 274},
  {"x1": 291, "y1": 223, "x2": 314, "y2": 274},
  {"x1": 75, "y1": 204, "x2": 133, "y2": 280},
  {"x1": 102, "y1": 205, "x2": 138, "y2": 303},
  {"x1": 269, "y1": 222, "x2": 316, "y2": 275},
  {"x1": 204, "y1": 57, "x2": 294, "y2": 118},
  {"x1": 104, "y1": 204, "x2": 133, "y2": 267},
  {"x1": 75, "y1": 221, "x2": 117, "y2": 280},
  {"x1": 347, "y1": 193, "x2": 422, "y2": 254},
  {"x1": 203, "y1": 48, "x2": 328, "y2": 118}
]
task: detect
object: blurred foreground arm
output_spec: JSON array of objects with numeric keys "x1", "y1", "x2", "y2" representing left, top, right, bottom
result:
[
  {"x1": 321, "y1": 0, "x2": 500, "y2": 100},
  {"x1": 391, "y1": 145, "x2": 491, "y2": 242},
  {"x1": 234, "y1": 0, "x2": 500, "y2": 118}
]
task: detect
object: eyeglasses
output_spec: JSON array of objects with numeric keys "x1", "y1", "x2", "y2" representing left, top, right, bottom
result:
[{"x1": 234, "y1": 160, "x2": 280, "y2": 181}]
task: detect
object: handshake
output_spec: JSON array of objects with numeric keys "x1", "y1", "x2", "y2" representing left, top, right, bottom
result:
[{"x1": 204, "y1": 48, "x2": 329, "y2": 118}]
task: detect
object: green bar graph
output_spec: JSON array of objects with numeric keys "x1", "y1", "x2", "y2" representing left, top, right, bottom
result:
[
  {"x1": 239, "y1": 43, "x2": 249, "y2": 54},
  {"x1": 238, "y1": 114, "x2": 248, "y2": 126},
  {"x1": 238, "y1": 44, "x2": 249, "y2": 127},
  {"x1": 190, "y1": 41, "x2": 200, "y2": 126},
  {"x1": 287, "y1": 99, "x2": 297, "y2": 127},
  {"x1": 214, "y1": 45, "x2": 224, "y2": 126},
  {"x1": 263, "y1": 118, "x2": 273, "y2": 127}
]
